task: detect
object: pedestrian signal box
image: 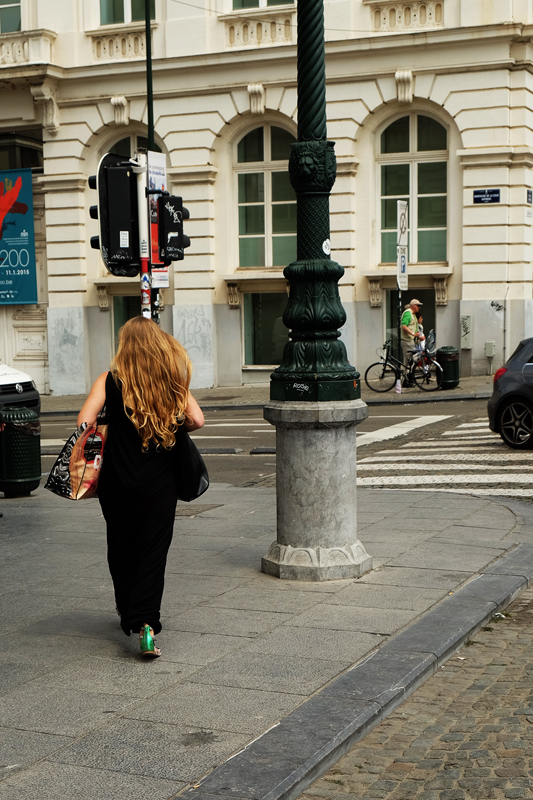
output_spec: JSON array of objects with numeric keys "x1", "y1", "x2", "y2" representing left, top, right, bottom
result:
[{"x1": 157, "y1": 195, "x2": 190, "y2": 262}]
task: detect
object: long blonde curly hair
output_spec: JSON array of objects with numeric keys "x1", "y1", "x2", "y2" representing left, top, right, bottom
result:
[{"x1": 112, "y1": 316, "x2": 192, "y2": 452}]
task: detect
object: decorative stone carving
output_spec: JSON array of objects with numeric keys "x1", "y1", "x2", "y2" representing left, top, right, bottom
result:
[
  {"x1": 226, "y1": 282, "x2": 240, "y2": 309},
  {"x1": 90, "y1": 28, "x2": 146, "y2": 61},
  {"x1": 369, "y1": 278, "x2": 383, "y2": 307},
  {"x1": 223, "y1": 9, "x2": 296, "y2": 49},
  {"x1": 368, "y1": 2, "x2": 444, "y2": 32},
  {"x1": 96, "y1": 285, "x2": 110, "y2": 312},
  {"x1": 396, "y1": 69, "x2": 413, "y2": 104},
  {"x1": 0, "y1": 29, "x2": 55, "y2": 65},
  {"x1": 111, "y1": 95, "x2": 129, "y2": 126},
  {"x1": 30, "y1": 80, "x2": 59, "y2": 136},
  {"x1": 434, "y1": 276, "x2": 448, "y2": 306},
  {"x1": 248, "y1": 83, "x2": 265, "y2": 115}
]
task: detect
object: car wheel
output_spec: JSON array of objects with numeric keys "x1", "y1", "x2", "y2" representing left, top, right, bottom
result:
[{"x1": 498, "y1": 399, "x2": 533, "y2": 449}]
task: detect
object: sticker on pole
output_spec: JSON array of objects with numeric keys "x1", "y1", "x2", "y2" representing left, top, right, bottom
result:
[{"x1": 322, "y1": 239, "x2": 331, "y2": 255}]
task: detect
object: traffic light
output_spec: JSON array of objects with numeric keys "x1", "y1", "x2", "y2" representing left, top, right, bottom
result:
[
  {"x1": 89, "y1": 153, "x2": 140, "y2": 277},
  {"x1": 157, "y1": 195, "x2": 190, "y2": 262}
]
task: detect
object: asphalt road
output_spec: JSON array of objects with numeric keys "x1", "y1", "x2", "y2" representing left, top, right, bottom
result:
[{"x1": 40, "y1": 399, "x2": 491, "y2": 488}]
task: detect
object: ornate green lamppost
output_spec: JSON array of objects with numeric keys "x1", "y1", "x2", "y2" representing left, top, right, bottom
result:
[
  {"x1": 270, "y1": 0, "x2": 358, "y2": 403},
  {"x1": 262, "y1": 0, "x2": 372, "y2": 581}
]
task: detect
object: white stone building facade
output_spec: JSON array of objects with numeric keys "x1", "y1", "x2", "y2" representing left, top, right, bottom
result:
[{"x1": 1, "y1": 0, "x2": 533, "y2": 394}]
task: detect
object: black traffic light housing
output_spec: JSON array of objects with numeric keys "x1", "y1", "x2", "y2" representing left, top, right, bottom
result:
[
  {"x1": 157, "y1": 195, "x2": 190, "y2": 262},
  {"x1": 89, "y1": 153, "x2": 140, "y2": 277}
]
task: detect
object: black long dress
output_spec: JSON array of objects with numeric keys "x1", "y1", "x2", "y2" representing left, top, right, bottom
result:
[{"x1": 98, "y1": 372, "x2": 178, "y2": 636}]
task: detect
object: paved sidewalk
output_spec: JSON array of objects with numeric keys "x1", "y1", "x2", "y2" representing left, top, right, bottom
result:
[
  {"x1": 39, "y1": 374, "x2": 495, "y2": 415},
  {"x1": 300, "y1": 586, "x2": 533, "y2": 800},
  {"x1": 1, "y1": 480, "x2": 533, "y2": 800}
]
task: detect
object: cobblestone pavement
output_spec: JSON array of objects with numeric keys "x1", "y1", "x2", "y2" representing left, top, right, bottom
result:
[{"x1": 299, "y1": 587, "x2": 533, "y2": 800}]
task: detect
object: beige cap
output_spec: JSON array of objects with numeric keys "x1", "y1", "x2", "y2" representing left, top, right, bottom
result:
[{"x1": 409, "y1": 298, "x2": 423, "y2": 306}]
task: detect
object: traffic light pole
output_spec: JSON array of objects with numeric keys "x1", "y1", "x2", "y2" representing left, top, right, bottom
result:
[{"x1": 132, "y1": 153, "x2": 151, "y2": 318}]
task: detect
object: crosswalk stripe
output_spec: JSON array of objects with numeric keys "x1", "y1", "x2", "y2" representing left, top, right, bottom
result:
[
  {"x1": 359, "y1": 453, "x2": 533, "y2": 463},
  {"x1": 358, "y1": 474, "x2": 533, "y2": 486},
  {"x1": 398, "y1": 440, "x2": 503, "y2": 448},
  {"x1": 357, "y1": 415, "x2": 452, "y2": 447},
  {"x1": 398, "y1": 488, "x2": 533, "y2": 497},
  {"x1": 358, "y1": 463, "x2": 529, "y2": 472}
]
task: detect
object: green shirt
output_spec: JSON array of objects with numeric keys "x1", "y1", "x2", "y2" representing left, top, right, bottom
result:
[{"x1": 401, "y1": 309, "x2": 419, "y2": 341}]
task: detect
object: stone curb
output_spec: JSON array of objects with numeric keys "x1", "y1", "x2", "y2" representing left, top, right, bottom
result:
[
  {"x1": 182, "y1": 543, "x2": 533, "y2": 800},
  {"x1": 38, "y1": 389, "x2": 492, "y2": 417}
]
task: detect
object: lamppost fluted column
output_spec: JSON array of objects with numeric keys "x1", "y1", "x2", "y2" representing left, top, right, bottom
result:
[{"x1": 262, "y1": 0, "x2": 371, "y2": 581}]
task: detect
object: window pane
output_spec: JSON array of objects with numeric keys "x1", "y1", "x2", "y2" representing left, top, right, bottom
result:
[
  {"x1": 418, "y1": 162, "x2": 446, "y2": 194},
  {"x1": 272, "y1": 171, "x2": 294, "y2": 201},
  {"x1": 381, "y1": 164, "x2": 409, "y2": 196},
  {"x1": 418, "y1": 116, "x2": 447, "y2": 151},
  {"x1": 239, "y1": 238, "x2": 265, "y2": 268},
  {"x1": 381, "y1": 231, "x2": 397, "y2": 263},
  {"x1": 381, "y1": 117, "x2": 409, "y2": 154},
  {"x1": 244, "y1": 293, "x2": 289, "y2": 365},
  {"x1": 233, "y1": 0, "x2": 259, "y2": 8},
  {"x1": 273, "y1": 235, "x2": 296, "y2": 266},
  {"x1": 418, "y1": 196, "x2": 447, "y2": 228},
  {"x1": 271, "y1": 127, "x2": 295, "y2": 161},
  {"x1": 267, "y1": 0, "x2": 294, "y2": 5},
  {"x1": 132, "y1": 0, "x2": 155, "y2": 20},
  {"x1": 239, "y1": 206, "x2": 265, "y2": 235},
  {"x1": 238, "y1": 129, "x2": 264, "y2": 163},
  {"x1": 381, "y1": 198, "x2": 408, "y2": 230},
  {"x1": 0, "y1": 6, "x2": 21, "y2": 32},
  {"x1": 238, "y1": 173, "x2": 264, "y2": 203},
  {"x1": 272, "y1": 204, "x2": 296, "y2": 234},
  {"x1": 418, "y1": 229, "x2": 446, "y2": 262},
  {"x1": 100, "y1": 0, "x2": 124, "y2": 24}
]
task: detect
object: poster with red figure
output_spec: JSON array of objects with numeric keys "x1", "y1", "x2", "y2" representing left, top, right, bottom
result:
[{"x1": 0, "y1": 168, "x2": 37, "y2": 305}]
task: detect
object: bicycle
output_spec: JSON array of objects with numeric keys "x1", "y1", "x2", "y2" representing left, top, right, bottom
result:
[{"x1": 364, "y1": 337, "x2": 443, "y2": 393}]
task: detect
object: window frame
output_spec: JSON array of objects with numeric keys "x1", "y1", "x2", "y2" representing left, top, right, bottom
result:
[
  {"x1": 234, "y1": 123, "x2": 296, "y2": 270},
  {"x1": 376, "y1": 113, "x2": 448, "y2": 265},
  {"x1": 100, "y1": 0, "x2": 155, "y2": 26},
  {"x1": 0, "y1": 0, "x2": 21, "y2": 34},
  {"x1": 232, "y1": 0, "x2": 294, "y2": 9}
]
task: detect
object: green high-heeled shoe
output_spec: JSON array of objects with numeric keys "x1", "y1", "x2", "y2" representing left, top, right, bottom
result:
[{"x1": 139, "y1": 624, "x2": 161, "y2": 658}]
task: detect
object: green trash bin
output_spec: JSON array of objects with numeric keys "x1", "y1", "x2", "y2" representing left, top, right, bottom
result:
[
  {"x1": 436, "y1": 346, "x2": 460, "y2": 390},
  {"x1": 0, "y1": 406, "x2": 41, "y2": 497}
]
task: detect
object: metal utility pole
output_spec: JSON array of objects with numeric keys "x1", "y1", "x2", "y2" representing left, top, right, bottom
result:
[
  {"x1": 262, "y1": 0, "x2": 372, "y2": 581},
  {"x1": 145, "y1": 0, "x2": 155, "y2": 151}
]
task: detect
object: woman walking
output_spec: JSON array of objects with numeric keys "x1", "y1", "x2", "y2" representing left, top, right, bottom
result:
[{"x1": 78, "y1": 316, "x2": 205, "y2": 657}]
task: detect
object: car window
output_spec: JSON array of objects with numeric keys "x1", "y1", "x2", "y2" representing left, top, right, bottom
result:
[{"x1": 509, "y1": 341, "x2": 526, "y2": 362}]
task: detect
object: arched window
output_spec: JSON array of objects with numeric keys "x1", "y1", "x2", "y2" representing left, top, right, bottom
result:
[
  {"x1": 236, "y1": 125, "x2": 296, "y2": 269},
  {"x1": 378, "y1": 114, "x2": 447, "y2": 264}
]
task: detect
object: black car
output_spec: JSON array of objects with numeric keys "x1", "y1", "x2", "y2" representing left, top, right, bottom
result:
[
  {"x1": 488, "y1": 338, "x2": 533, "y2": 448},
  {"x1": 0, "y1": 364, "x2": 41, "y2": 415}
]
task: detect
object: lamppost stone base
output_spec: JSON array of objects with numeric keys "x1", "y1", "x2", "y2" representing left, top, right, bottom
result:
[{"x1": 262, "y1": 399, "x2": 372, "y2": 581}]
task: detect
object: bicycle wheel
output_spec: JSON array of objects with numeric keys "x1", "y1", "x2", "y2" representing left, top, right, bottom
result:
[
  {"x1": 364, "y1": 362, "x2": 397, "y2": 392},
  {"x1": 412, "y1": 359, "x2": 443, "y2": 392}
]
